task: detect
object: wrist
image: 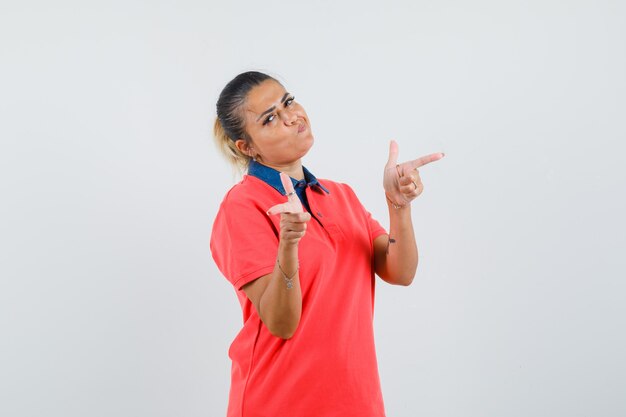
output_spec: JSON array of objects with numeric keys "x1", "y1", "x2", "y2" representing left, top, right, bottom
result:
[
  {"x1": 385, "y1": 194, "x2": 410, "y2": 210},
  {"x1": 278, "y1": 241, "x2": 300, "y2": 254}
]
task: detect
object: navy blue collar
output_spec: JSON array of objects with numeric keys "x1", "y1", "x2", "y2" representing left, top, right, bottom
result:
[{"x1": 247, "y1": 160, "x2": 330, "y2": 197}]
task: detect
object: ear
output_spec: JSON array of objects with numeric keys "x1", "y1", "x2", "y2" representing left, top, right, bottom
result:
[{"x1": 234, "y1": 139, "x2": 251, "y2": 155}]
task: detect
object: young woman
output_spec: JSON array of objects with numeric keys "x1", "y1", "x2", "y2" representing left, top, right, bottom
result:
[{"x1": 211, "y1": 71, "x2": 444, "y2": 417}]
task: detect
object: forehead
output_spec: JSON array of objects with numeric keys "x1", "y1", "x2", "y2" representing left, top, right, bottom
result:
[{"x1": 244, "y1": 80, "x2": 286, "y2": 114}]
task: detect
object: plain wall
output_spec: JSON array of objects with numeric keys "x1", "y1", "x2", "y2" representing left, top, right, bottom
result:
[{"x1": 1, "y1": 1, "x2": 625, "y2": 416}]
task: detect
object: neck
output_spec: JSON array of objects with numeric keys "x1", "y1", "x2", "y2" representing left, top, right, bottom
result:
[{"x1": 257, "y1": 159, "x2": 304, "y2": 180}]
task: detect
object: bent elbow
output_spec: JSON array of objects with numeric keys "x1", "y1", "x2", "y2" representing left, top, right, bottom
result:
[
  {"x1": 265, "y1": 317, "x2": 300, "y2": 340},
  {"x1": 401, "y1": 265, "x2": 418, "y2": 286},
  {"x1": 396, "y1": 269, "x2": 417, "y2": 286},
  {"x1": 399, "y1": 275, "x2": 415, "y2": 286},
  {"x1": 269, "y1": 325, "x2": 297, "y2": 340},
  {"x1": 278, "y1": 330, "x2": 296, "y2": 340}
]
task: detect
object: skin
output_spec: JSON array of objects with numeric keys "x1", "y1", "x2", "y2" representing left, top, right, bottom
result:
[
  {"x1": 235, "y1": 79, "x2": 314, "y2": 180},
  {"x1": 374, "y1": 140, "x2": 445, "y2": 286},
  {"x1": 234, "y1": 79, "x2": 445, "y2": 339}
]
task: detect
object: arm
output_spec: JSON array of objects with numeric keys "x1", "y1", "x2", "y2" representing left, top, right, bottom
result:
[
  {"x1": 375, "y1": 140, "x2": 444, "y2": 286},
  {"x1": 374, "y1": 201, "x2": 418, "y2": 286},
  {"x1": 242, "y1": 173, "x2": 310, "y2": 340}
]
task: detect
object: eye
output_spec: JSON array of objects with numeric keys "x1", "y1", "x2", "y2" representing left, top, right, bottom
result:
[
  {"x1": 285, "y1": 96, "x2": 295, "y2": 106},
  {"x1": 263, "y1": 114, "x2": 275, "y2": 126}
]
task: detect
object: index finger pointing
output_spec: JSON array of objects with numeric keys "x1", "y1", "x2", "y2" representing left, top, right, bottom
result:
[{"x1": 406, "y1": 152, "x2": 445, "y2": 170}]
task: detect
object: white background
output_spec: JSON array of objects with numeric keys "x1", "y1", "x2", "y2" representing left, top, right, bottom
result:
[{"x1": 1, "y1": 1, "x2": 625, "y2": 416}]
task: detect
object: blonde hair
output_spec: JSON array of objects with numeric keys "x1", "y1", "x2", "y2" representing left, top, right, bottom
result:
[{"x1": 213, "y1": 117, "x2": 252, "y2": 174}]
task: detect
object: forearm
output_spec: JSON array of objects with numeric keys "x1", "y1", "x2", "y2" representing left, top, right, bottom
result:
[
  {"x1": 381, "y1": 201, "x2": 418, "y2": 285},
  {"x1": 258, "y1": 242, "x2": 302, "y2": 339}
]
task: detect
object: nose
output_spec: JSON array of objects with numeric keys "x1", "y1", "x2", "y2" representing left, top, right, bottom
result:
[{"x1": 280, "y1": 108, "x2": 298, "y2": 125}]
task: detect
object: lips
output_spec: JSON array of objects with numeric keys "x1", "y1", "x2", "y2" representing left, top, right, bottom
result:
[{"x1": 297, "y1": 123, "x2": 306, "y2": 133}]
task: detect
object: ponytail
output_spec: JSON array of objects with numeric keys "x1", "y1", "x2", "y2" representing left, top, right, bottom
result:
[{"x1": 213, "y1": 117, "x2": 251, "y2": 173}]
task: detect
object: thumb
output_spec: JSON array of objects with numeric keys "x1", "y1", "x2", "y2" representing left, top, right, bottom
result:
[{"x1": 385, "y1": 140, "x2": 399, "y2": 168}]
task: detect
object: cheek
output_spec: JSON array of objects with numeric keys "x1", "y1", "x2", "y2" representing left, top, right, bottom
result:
[{"x1": 253, "y1": 130, "x2": 282, "y2": 151}]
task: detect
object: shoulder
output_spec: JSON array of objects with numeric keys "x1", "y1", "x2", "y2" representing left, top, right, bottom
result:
[{"x1": 211, "y1": 175, "x2": 282, "y2": 244}]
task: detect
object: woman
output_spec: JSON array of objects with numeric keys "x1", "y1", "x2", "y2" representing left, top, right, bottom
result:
[{"x1": 210, "y1": 71, "x2": 444, "y2": 417}]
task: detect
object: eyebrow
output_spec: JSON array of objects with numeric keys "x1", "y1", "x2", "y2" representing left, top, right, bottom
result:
[{"x1": 256, "y1": 92, "x2": 292, "y2": 122}]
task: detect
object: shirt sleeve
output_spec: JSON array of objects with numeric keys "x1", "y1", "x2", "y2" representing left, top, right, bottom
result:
[
  {"x1": 210, "y1": 195, "x2": 279, "y2": 291},
  {"x1": 366, "y1": 209, "x2": 387, "y2": 242}
]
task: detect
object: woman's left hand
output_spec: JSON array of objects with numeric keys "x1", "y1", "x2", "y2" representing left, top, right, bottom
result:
[{"x1": 383, "y1": 140, "x2": 445, "y2": 208}]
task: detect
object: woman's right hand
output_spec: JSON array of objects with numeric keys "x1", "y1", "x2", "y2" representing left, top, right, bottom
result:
[
  {"x1": 267, "y1": 172, "x2": 311, "y2": 247},
  {"x1": 244, "y1": 172, "x2": 307, "y2": 339}
]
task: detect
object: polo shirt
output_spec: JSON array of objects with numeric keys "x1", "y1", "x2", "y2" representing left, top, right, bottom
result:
[
  {"x1": 210, "y1": 165, "x2": 389, "y2": 417},
  {"x1": 247, "y1": 159, "x2": 330, "y2": 212}
]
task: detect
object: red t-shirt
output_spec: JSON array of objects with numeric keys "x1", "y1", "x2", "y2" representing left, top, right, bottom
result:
[{"x1": 211, "y1": 174, "x2": 388, "y2": 417}]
